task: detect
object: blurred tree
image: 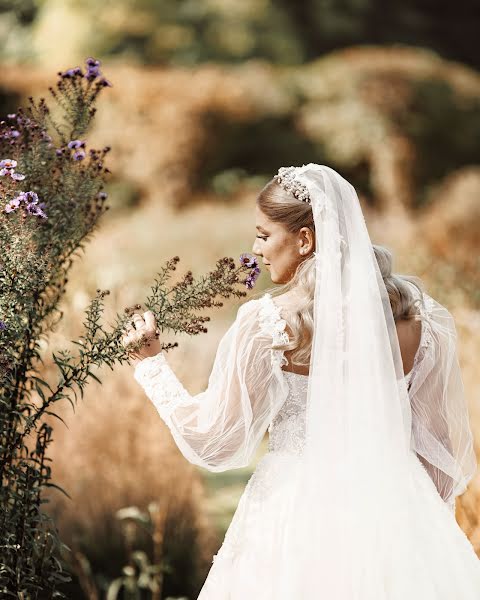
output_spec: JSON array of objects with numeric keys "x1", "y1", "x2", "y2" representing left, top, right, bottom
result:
[
  {"x1": 5, "y1": 0, "x2": 480, "y2": 70},
  {"x1": 0, "y1": 0, "x2": 36, "y2": 23},
  {"x1": 272, "y1": 0, "x2": 480, "y2": 71},
  {"x1": 0, "y1": 0, "x2": 37, "y2": 61}
]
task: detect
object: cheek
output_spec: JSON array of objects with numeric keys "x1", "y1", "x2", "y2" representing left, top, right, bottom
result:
[{"x1": 271, "y1": 236, "x2": 297, "y2": 266}]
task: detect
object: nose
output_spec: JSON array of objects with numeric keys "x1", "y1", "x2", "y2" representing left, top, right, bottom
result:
[{"x1": 252, "y1": 237, "x2": 262, "y2": 256}]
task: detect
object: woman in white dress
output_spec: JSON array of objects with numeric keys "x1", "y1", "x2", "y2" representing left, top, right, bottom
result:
[{"x1": 122, "y1": 164, "x2": 480, "y2": 599}]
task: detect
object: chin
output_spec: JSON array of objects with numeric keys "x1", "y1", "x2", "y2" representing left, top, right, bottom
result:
[{"x1": 270, "y1": 272, "x2": 289, "y2": 285}]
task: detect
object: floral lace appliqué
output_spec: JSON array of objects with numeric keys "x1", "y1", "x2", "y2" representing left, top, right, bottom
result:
[
  {"x1": 258, "y1": 293, "x2": 289, "y2": 369},
  {"x1": 267, "y1": 372, "x2": 308, "y2": 456},
  {"x1": 134, "y1": 353, "x2": 189, "y2": 418},
  {"x1": 257, "y1": 294, "x2": 309, "y2": 454}
]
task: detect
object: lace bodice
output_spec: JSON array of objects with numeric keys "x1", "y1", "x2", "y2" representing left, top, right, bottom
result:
[
  {"x1": 268, "y1": 372, "x2": 308, "y2": 455},
  {"x1": 266, "y1": 297, "x2": 432, "y2": 457}
]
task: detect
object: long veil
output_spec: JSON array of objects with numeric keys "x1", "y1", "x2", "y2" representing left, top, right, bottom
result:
[{"x1": 272, "y1": 164, "x2": 476, "y2": 598}]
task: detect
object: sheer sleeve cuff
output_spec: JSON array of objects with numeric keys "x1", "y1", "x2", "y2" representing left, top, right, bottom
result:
[{"x1": 134, "y1": 352, "x2": 190, "y2": 419}]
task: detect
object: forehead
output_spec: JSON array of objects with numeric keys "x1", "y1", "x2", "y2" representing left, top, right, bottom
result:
[{"x1": 255, "y1": 204, "x2": 275, "y2": 230}]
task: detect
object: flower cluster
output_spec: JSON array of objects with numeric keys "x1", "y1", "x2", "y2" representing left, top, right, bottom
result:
[
  {"x1": 0, "y1": 58, "x2": 115, "y2": 599},
  {"x1": 60, "y1": 57, "x2": 112, "y2": 88},
  {"x1": 0, "y1": 159, "x2": 25, "y2": 181},
  {"x1": 0, "y1": 111, "x2": 53, "y2": 154},
  {"x1": 4, "y1": 190, "x2": 47, "y2": 219},
  {"x1": 67, "y1": 139, "x2": 86, "y2": 161},
  {"x1": 240, "y1": 253, "x2": 261, "y2": 289}
]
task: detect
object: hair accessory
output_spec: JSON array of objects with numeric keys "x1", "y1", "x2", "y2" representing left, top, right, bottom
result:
[{"x1": 273, "y1": 166, "x2": 311, "y2": 204}]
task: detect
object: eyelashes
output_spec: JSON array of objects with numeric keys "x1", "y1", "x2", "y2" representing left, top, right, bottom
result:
[{"x1": 256, "y1": 235, "x2": 268, "y2": 240}]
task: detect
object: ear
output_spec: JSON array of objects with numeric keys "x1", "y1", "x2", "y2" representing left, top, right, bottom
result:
[{"x1": 298, "y1": 227, "x2": 314, "y2": 255}]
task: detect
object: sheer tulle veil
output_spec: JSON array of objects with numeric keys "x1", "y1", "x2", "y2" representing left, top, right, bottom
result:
[{"x1": 272, "y1": 164, "x2": 476, "y2": 598}]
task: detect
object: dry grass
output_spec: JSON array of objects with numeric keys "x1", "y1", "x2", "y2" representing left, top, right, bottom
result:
[
  {"x1": 45, "y1": 366, "x2": 218, "y2": 596},
  {"x1": 41, "y1": 192, "x2": 262, "y2": 594}
]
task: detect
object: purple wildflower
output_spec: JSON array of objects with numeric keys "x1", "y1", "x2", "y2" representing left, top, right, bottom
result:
[
  {"x1": 4, "y1": 197, "x2": 21, "y2": 213},
  {"x1": 245, "y1": 274, "x2": 256, "y2": 290},
  {"x1": 239, "y1": 253, "x2": 259, "y2": 269},
  {"x1": 2, "y1": 130, "x2": 20, "y2": 140},
  {"x1": 67, "y1": 140, "x2": 85, "y2": 149},
  {"x1": 85, "y1": 57, "x2": 102, "y2": 81},
  {"x1": 98, "y1": 77, "x2": 112, "y2": 88},
  {"x1": 7, "y1": 114, "x2": 16, "y2": 119},
  {"x1": 26, "y1": 203, "x2": 47, "y2": 219},
  {"x1": 0, "y1": 159, "x2": 17, "y2": 170},
  {"x1": 14, "y1": 191, "x2": 38, "y2": 205},
  {"x1": 0, "y1": 321, "x2": 7, "y2": 331},
  {"x1": 73, "y1": 149, "x2": 86, "y2": 161},
  {"x1": 85, "y1": 67, "x2": 100, "y2": 81},
  {"x1": 61, "y1": 66, "x2": 83, "y2": 78},
  {"x1": 97, "y1": 191, "x2": 108, "y2": 200},
  {"x1": 11, "y1": 172, "x2": 25, "y2": 181},
  {"x1": 55, "y1": 149, "x2": 63, "y2": 156}
]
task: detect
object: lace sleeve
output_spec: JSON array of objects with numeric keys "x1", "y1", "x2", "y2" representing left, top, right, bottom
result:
[
  {"x1": 409, "y1": 292, "x2": 476, "y2": 506},
  {"x1": 134, "y1": 294, "x2": 290, "y2": 472}
]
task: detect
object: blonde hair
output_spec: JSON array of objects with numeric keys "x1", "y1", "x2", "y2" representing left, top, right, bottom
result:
[{"x1": 257, "y1": 180, "x2": 423, "y2": 368}]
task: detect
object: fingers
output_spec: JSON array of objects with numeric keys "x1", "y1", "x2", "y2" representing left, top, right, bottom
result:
[
  {"x1": 143, "y1": 310, "x2": 156, "y2": 330},
  {"x1": 131, "y1": 314, "x2": 144, "y2": 329},
  {"x1": 121, "y1": 311, "x2": 158, "y2": 350}
]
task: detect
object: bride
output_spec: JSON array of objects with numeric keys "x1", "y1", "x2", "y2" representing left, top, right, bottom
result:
[{"x1": 122, "y1": 164, "x2": 480, "y2": 599}]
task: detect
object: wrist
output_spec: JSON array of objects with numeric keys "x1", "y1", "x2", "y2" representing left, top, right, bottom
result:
[{"x1": 130, "y1": 338, "x2": 162, "y2": 362}]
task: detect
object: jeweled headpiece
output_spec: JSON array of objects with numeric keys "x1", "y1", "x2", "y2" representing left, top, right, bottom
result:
[{"x1": 273, "y1": 166, "x2": 311, "y2": 204}]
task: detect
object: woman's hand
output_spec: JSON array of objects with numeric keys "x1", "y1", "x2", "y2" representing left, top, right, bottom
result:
[{"x1": 121, "y1": 310, "x2": 162, "y2": 364}]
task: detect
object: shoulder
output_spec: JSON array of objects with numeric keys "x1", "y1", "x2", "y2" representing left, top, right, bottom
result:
[
  {"x1": 237, "y1": 293, "x2": 289, "y2": 342},
  {"x1": 395, "y1": 319, "x2": 422, "y2": 350}
]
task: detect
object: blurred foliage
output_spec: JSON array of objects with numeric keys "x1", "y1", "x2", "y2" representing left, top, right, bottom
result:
[
  {"x1": 272, "y1": 0, "x2": 480, "y2": 71},
  {"x1": 0, "y1": 46, "x2": 478, "y2": 299},
  {"x1": 0, "y1": 0, "x2": 37, "y2": 61},
  {"x1": 1, "y1": 0, "x2": 480, "y2": 71},
  {"x1": 0, "y1": 0, "x2": 36, "y2": 23}
]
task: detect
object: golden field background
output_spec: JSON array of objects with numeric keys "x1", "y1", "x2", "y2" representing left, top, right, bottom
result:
[{"x1": 1, "y1": 20, "x2": 480, "y2": 597}]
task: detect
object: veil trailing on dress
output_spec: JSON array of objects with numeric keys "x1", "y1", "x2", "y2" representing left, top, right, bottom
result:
[{"x1": 272, "y1": 164, "x2": 476, "y2": 598}]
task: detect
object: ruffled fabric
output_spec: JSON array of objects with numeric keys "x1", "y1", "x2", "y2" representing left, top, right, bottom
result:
[{"x1": 258, "y1": 293, "x2": 289, "y2": 369}]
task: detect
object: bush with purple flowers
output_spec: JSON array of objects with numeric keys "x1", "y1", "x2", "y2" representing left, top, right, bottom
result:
[{"x1": 0, "y1": 59, "x2": 259, "y2": 599}]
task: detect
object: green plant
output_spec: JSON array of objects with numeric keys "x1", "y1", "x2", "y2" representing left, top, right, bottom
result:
[{"x1": 0, "y1": 58, "x2": 258, "y2": 598}]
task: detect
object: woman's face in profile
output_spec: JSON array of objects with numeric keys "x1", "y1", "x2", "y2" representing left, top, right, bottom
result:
[{"x1": 251, "y1": 205, "x2": 309, "y2": 284}]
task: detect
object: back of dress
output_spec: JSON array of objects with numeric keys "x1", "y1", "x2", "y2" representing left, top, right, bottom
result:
[{"x1": 265, "y1": 287, "x2": 476, "y2": 511}]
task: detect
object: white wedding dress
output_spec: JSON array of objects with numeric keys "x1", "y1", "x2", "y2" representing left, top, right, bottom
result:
[{"x1": 134, "y1": 293, "x2": 480, "y2": 599}]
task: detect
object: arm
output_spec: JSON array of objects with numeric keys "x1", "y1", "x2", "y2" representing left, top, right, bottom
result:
[
  {"x1": 133, "y1": 297, "x2": 290, "y2": 472},
  {"x1": 410, "y1": 294, "x2": 476, "y2": 508}
]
